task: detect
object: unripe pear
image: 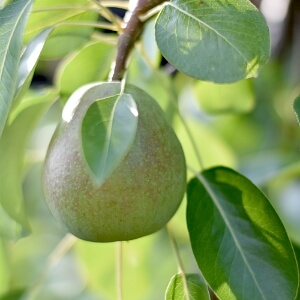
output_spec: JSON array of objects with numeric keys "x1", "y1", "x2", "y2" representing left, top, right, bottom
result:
[{"x1": 43, "y1": 82, "x2": 186, "y2": 242}]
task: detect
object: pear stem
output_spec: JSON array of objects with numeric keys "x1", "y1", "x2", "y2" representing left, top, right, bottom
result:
[
  {"x1": 166, "y1": 226, "x2": 191, "y2": 300},
  {"x1": 111, "y1": 0, "x2": 165, "y2": 81},
  {"x1": 116, "y1": 241, "x2": 123, "y2": 300}
]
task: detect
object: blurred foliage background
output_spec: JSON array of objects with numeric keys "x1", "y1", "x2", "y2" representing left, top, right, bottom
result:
[{"x1": 1, "y1": 0, "x2": 300, "y2": 299}]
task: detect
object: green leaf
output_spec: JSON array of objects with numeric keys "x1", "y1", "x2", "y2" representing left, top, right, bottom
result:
[
  {"x1": 141, "y1": 17, "x2": 161, "y2": 68},
  {"x1": 0, "y1": 0, "x2": 34, "y2": 138},
  {"x1": 293, "y1": 245, "x2": 300, "y2": 300},
  {"x1": 293, "y1": 96, "x2": 300, "y2": 125},
  {"x1": 14, "y1": 28, "x2": 53, "y2": 105},
  {"x1": 0, "y1": 89, "x2": 57, "y2": 240},
  {"x1": 155, "y1": 0, "x2": 270, "y2": 83},
  {"x1": 56, "y1": 41, "x2": 116, "y2": 96},
  {"x1": 0, "y1": 288, "x2": 26, "y2": 300},
  {"x1": 127, "y1": 50, "x2": 177, "y2": 122},
  {"x1": 25, "y1": 0, "x2": 98, "y2": 59},
  {"x1": 174, "y1": 117, "x2": 236, "y2": 175},
  {"x1": 0, "y1": 241, "x2": 9, "y2": 295},
  {"x1": 193, "y1": 79, "x2": 255, "y2": 114},
  {"x1": 187, "y1": 166, "x2": 298, "y2": 300},
  {"x1": 81, "y1": 90, "x2": 138, "y2": 184},
  {"x1": 165, "y1": 273, "x2": 210, "y2": 300}
]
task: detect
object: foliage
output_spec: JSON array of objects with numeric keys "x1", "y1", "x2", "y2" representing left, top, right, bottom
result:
[{"x1": 0, "y1": 0, "x2": 299, "y2": 299}]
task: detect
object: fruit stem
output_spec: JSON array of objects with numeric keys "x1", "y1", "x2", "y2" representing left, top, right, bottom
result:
[
  {"x1": 111, "y1": 0, "x2": 165, "y2": 81},
  {"x1": 166, "y1": 226, "x2": 191, "y2": 300},
  {"x1": 116, "y1": 241, "x2": 123, "y2": 300}
]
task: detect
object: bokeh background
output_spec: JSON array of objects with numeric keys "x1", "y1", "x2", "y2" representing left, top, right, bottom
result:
[{"x1": 1, "y1": 0, "x2": 300, "y2": 299}]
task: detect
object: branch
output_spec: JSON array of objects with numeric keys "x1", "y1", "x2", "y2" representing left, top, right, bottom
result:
[{"x1": 111, "y1": 0, "x2": 166, "y2": 81}]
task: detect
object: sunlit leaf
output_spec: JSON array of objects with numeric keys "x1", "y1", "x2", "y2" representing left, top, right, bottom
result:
[
  {"x1": 293, "y1": 96, "x2": 300, "y2": 125},
  {"x1": 141, "y1": 17, "x2": 161, "y2": 68},
  {"x1": 127, "y1": 50, "x2": 177, "y2": 122},
  {"x1": 76, "y1": 230, "x2": 179, "y2": 299},
  {"x1": 39, "y1": 12, "x2": 97, "y2": 59},
  {"x1": 14, "y1": 28, "x2": 53, "y2": 105},
  {"x1": 193, "y1": 79, "x2": 255, "y2": 114},
  {"x1": 174, "y1": 116, "x2": 236, "y2": 176},
  {"x1": 0, "y1": 89, "x2": 57, "y2": 240},
  {"x1": 0, "y1": 288, "x2": 26, "y2": 300},
  {"x1": 0, "y1": 241, "x2": 9, "y2": 295},
  {"x1": 165, "y1": 273, "x2": 210, "y2": 300},
  {"x1": 82, "y1": 93, "x2": 138, "y2": 184},
  {"x1": 293, "y1": 245, "x2": 300, "y2": 300},
  {"x1": 212, "y1": 114, "x2": 264, "y2": 155},
  {"x1": 187, "y1": 166, "x2": 298, "y2": 300},
  {"x1": 155, "y1": 0, "x2": 270, "y2": 83},
  {"x1": 0, "y1": 0, "x2": 33, "y2": 138},
  {"x1": 56, "y1": 41, "x2": 116, "y2": 96},
  {"x1": 25, "y1": 0, "x2": 98, "y2": 59}
]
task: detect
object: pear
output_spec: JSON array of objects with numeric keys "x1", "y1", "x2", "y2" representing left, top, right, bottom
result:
[{"x1": 43, "y1": 82, "x2": 186, "y2": 242}]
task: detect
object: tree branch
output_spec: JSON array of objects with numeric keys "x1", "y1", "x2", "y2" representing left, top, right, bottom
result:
[{"x1": 111, "y1": 0, "x2": 166, "y2": 81}]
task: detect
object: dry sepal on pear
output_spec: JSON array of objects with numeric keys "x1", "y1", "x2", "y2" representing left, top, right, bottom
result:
[{"x1": 43, "y1": 82, "x2": 186, "y2": 242}]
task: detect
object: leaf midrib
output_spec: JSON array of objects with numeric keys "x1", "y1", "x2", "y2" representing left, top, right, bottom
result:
[
  {"x1": 99, "y1": 93, "x2": 122, "y2": 182},
  {"x1": 167, "y1": 2, "x2": 248, "y2": 64},
  {"x1": 197, "y1": 173, "x2": 267, "y2": 300}
]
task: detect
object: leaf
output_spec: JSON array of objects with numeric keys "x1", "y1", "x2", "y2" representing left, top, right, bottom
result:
[
  {"x1": 76, "y1": 230, "x2": 178, "y2": 299},
  {"x1": 0, "y1": 89, "x2": 57, "y2": 240},
  {"x1": 0, "y1": 0, "x2": 34, "y2": 138},
  {"x1": 0, "y1": 288, "x2": 26, "y2": 300},
  {"x1": 141, "y1": 17, "x2": 161, "y2": 68},
  {"x1": 56, "y1": 41, "x2": 116, "y2": 96},
  {"x1": 293, "y1": 245, "x2": 300, "y2": 300},
  {"x1": 155, "y1": 0, "x2": 270, "y2": 83},
  {"x1": 186, "y1": 166, "x2": 298, "y2": 300},
  {"x1": 174, "y1": 117, "x2": 236, "y2": 176},
  {"x1": 13, "y1": 28, "x2": 53, "y2": 105},
  {"x1": 0, "y1": 241, "x2": 9, "y2": 295},
  {"x1": 193, "y1": 79, "x2": 255, "y2": 114},
  {"x1": 293, "y1": 96, "x2": 300, "y2": 125},
  {"x1": 127, "y1": 49, "x2": 177, "y2": 122},
  {"x1": 165, "y1": 273, "x2": 210, "y2": 300},
  {"x1": 25, "y1": 0, "x2": 98, "y2": 59},
  {"x1": 81, "y1": 92, "x2": 138, "y2": 184}
]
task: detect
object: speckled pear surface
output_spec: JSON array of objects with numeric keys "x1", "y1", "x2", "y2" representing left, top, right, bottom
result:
[{"x1": 43, "y1": 82, "x2": 186, "y2": 242}]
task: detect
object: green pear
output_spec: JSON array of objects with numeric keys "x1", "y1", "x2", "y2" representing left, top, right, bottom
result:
[{"x1": 43, "y1": 82, "x2": 186, "y2": 242}]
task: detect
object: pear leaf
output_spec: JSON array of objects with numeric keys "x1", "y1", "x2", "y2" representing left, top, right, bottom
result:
[
  {"x1": 165, "y1": 273, "x2": 210, "y2": 300},
  {"x1": 0, "y1": 0, "x2": 34, "y2": 138},
  {"x1": 82, "y1": 93, "x2": 138, "y2": 184},
  {"x1": 0, "y1": 89, "x2": 57, "y2": 240},
  {"x1": 293, "y1": 96, "x2": 300, "y2": 125},
  {"x1": 155, "y1": 0, "x2": 270, "y2": 83},
  {"x1": 14, "y1": 28, "x2": 53, "y2": 105},
  {"x1": 187, "y1": 166, "x2": 298, "y2": 300}
]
